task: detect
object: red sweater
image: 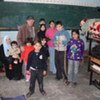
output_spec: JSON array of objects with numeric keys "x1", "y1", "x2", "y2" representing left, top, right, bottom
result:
[{"x1": 21, "y1": 45, "x2": 34, "y2": 63}]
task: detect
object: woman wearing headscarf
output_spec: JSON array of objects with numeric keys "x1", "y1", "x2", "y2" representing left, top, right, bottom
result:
[{"x1": 0, "y1": 35, "x2": 11, "y2": 79}]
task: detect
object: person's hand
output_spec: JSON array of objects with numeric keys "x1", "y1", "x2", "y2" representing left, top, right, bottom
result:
[
  {"x1": 43, "y1": 70, "x2": 47, "y2": 76},
  {"x1": 9, "y1": 64, "x2": 12, "y2": 70},
  {"x1": 20, "y1": 46, "x2": 24, "y2": 51},
  {"x1": 19, "y1": 59, "x2": 22, "y2": 63},
  {"x1": 56, "y1": 40, "x2": 61, "y2": 45}
]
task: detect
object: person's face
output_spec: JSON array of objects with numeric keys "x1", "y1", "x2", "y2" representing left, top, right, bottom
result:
[
  {"x1": 34, "y1": 43, "x2": 41, "y2": 51},
  {"x1": 56, "y1": 24, "x2": 63, "y2": 31},
  {"x1": 72, "y1": 32, "x2": 79, "y2": 40},
  {"x1": 26, "y1": 42, "x2": 32, "y2": 46},
  {"x1": 41, "y1": 25, "x2": 46, "y2": 31},
  {"x1": 50, "y1": 22, "x2": 55, "y2": 29},
  {"x1": 26, "y1": 19, "x2": 35, "y2": 27},
  {"x1": 6, "y1": 37, "x2": 11, "y2": 44},
  {"x1": 12, "y1": 44, "x2": 17, "y2": 49},
  {"x1": 39, "y1": 21, "x2": 45, "y2": 26},
  {"x1": 80, "y1": 20, "x2": 85, "y2": 27},
  {"x1": 41, "y1": 39, "x2": 46, "y2": 46}
]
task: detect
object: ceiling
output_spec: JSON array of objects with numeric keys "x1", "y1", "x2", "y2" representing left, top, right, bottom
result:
[{"x1": 4, "y1": 0, "x2": 100, "y2": 7}]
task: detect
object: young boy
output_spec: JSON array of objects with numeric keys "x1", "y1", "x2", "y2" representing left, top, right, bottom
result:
[
  {"x1": 39, "y1": 18, "x2": 46, "y2": 27},
  {"x1": 26, "y1": 41, "x2": 47, "y2": 97},
  {"x1": 53, "y1": 21, "x2": 70, "y2": 81}
]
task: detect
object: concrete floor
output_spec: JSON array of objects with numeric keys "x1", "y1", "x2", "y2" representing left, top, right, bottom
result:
[{"x1": 0, "y1": 62, "x2": 100, "y2": 100}]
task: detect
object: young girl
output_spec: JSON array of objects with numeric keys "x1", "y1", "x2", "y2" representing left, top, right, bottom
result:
[
  {"x1": 45, "y1": 20, "x2": 57, "y2": 74},
  {"x1": 20, "y1": 38, "x2": 34, "y2": 81},
  {"x1": 66, "y1": 29, "x2": 84, "y2": 86},
  {"x1": 40, "y1": 37, "x2": 49, "y2": 60},
  {"x1": 37, "y1": 24, "x2": 46, "y2": 41}
]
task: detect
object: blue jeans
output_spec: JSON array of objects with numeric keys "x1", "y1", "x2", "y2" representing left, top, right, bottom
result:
[
  {"x1": 49, "y1": 47, "x2": 56, "y2": 74},
  {"x1": 68, "y1": 60, "x2": 80, "y2": 83}
]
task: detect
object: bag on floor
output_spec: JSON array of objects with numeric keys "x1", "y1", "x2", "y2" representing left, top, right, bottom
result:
[{"x1": 0, "y1": 95, "x2": 26, "y2": 100}]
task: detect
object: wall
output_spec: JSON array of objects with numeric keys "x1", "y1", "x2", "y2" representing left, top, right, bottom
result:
[{"x1": 0, "y1": 2, "x2": 100, "y2": 29}]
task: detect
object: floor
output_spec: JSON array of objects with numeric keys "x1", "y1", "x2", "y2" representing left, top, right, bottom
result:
[{"x1": 0, "y1": 61, "x2": 100, "y2": 100}]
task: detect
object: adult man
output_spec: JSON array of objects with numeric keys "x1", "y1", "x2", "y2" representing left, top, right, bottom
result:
[{"x1": 17, "y1": 16, "x2": 36, "y2": 46}]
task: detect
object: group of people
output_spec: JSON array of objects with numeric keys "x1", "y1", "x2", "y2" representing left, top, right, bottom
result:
[{"x1": 0, "y1": 16, "x2": 84, "y2": 97}]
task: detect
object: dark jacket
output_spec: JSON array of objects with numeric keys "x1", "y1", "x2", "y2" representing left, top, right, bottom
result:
[
  {"x1": 37, "y1": 30, "x2": 46, "y2": 40},
  {"x1": 40, "y1": 45, "x2": 49, "y2": 59},
  {"x1": 0, "y1": 44, "x2": 7, "y2": 63},
  {"x1": 27, "y1": 50, "x2": 47, "y2": 71}
]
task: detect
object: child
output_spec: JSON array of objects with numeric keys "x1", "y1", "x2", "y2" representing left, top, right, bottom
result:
[
  {"x1": 40, "y1": 37, "x2": 49, "y2": 60},
  {"x1": 8, "y1": 41, "x2": 22, "y2": 80},
  {"x1": 45, "y1": 20, "x2": 57, "y2": 74},
  {"x1": 20, "y1": 37, "x2": 34, "y2": 81},
  {"x1": 66, "y1": 29, "x2": 84, "y2": 87},
  {"x1": 37, "y1": 24, "x2": 46, "y2": 41},
  {"x1": 36, "y1": 18, "x2": 46, "y2": 35},
  {"x1": 26, "y1": 41, "x2": 47, "y2": 97},
  {"x1": 53, "y1": 21, "x2": 70, "y2": 81},
  {"x1": 39, "y1": 18, "x2": 46, "y2": 27}
]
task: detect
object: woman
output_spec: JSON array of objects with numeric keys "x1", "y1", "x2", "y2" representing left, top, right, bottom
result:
[{"x1": 0, "y1": 35, "x2": 11, "y2": 79}]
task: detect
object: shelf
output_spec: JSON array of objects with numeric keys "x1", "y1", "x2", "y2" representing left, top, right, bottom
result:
[
  {"x1": 92, "y1": 80, "x2": 100, "y2": 90},
  {"x1": 88, "y1": 37, "x2": 100, "y2": 88},
  {"x1": 90, "y1": 66, "x2": 100, "y2": 75},
  {"x1": 88, "y1": 37, "x2": 100, "y2": 42},
  {"x1": 0, "y1": 27, "x2": 18, "y2": 31},
  {"x1": 90, "y1": 56, "x2": 100, "y2": 65}
]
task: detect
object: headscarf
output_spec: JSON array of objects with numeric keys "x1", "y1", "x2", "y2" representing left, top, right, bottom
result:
[{"x1": 3, "y1": 35, "x2": 11, "y2": 57}]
